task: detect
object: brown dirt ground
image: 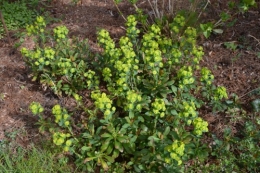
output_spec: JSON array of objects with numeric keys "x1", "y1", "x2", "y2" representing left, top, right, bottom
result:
[{"x1": 0, "y1": 0, "x2": 259, "y2": 147}]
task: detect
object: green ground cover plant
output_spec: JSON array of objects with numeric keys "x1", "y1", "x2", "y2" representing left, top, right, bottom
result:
[{"x1": 0, "y1": 0, "x2": 39, "y2": 39}]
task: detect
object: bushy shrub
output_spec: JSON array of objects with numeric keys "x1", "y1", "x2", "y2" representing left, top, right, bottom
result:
[{"x1": 26, "y1": 14, "x2": 229, "y2": 172}]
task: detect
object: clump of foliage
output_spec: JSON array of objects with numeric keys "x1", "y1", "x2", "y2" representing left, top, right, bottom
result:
[
  {"x1": 0, "y1": 0, "x2": 38, "y2": 39},
  {"x1": 187, "y1": 119, "x2": 260, "y2": 172},
  {"x1": 114, "y1": 0, "x2": 257, "y2": 39},
  {"x1": 21, "y1": 16, "x2": 97, "y2": 96},
  {"x1": 26, "y1": 14, "x2": 229, "y2": 172}
]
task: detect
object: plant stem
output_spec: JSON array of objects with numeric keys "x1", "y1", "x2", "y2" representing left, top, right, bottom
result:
[
  {"x1": 0, "y1": 10, "x2": 12, "y2": 45},
  {"x1": 112, "y1": 1, "x2": 126, "y2": 21},
  {"x1": 198, "y1": 0, "x2": 210, "y2": 19}
]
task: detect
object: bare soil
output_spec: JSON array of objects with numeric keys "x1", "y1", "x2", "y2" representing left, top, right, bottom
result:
[{"x1": 0, "y1": 0, "x2": 259, "y2": 147}]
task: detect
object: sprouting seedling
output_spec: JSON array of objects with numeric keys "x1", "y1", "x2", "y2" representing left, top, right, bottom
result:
[{"x1": 224, "y1": 41, "x2": 237, "y2": 51}]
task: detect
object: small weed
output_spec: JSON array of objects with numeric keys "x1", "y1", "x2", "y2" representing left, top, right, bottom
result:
[
  {"x1": 257, "y1": 52, "x2": 260, "y2": 58},
  {"x1": 224, "y1": 41, "x2": 238, "y2": 51},
  {"x1": 0, "y1": 93, "x2": 6, "y2": 101}
]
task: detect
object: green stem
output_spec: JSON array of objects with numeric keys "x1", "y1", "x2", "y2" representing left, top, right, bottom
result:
[
  {"x1": 112, "y1": 1, "x2": 126, "y2": 21},
  {"x1": 153, "y1": 116, "x2": 158, "y2": 133}
]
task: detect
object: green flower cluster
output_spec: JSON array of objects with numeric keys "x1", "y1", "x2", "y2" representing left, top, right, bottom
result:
[
  {"x1": 44, "y1": 47, "x2": 55, "y2": 59},
  {"x1": 52, "y1": 105, "x2": 70, "y2": 127},
  {"x1": 20, "y1": 47, "x2": 30, "y2": 57},
  {"x1": 29, "y1": 102, "x2": 44, "y2": 115},
  {"x1": 200, "y1": 67, "x2": 214, "y2": 85},
  {"x1": 43, "y1": 47, "x2": 55, "y2": 65},
  {"x1": 151, "y1": 98, "x2": 166, "y2": 117},
  {"x1": 119, "y1": 36, "x2": 137, "y2": 72},
  {"x1": 165, "y1": 140, "x2": 185, "y2": 165},
  {"x1": 21, "y1": 47, "x2": 56, "y2": 67},
  {"x1": 53, "y1": 132, "x2": 72, "y2": 151},
  {"x1": 213, "y1": 86, "x2": 228, "y2": 101},
  {"x1": 177, "y1": 66, "x2": 194, "y2": 89},
  {"x1": 63, "y1": 139, "x2": 73, "y2": 152},
  {"x1": 158, "y1": 37, "x2": 172, "y2": 54},
  {"x1": 126, "y1": 15, "x2": 140, "y2": 40},
  {"x1": 53, "y1": 25, "x2": 69, "y2": 42},
  {"x1": 192, "y1": 117, "x2": 208, "y2": 136},
  {"x1": 73, "y1": 93, "x2": 82, "y2": 102},
  {"x1": 170, "y1": 14, "x2": 186, "y2": 34},
  {"x1": 97, "y1": 29, "x2": 116, "y2": 55},
  {"x1": 191, "y1": 46, "x2": 204, "y2": 65},
  {"x1": 57, "y1": 58, "x2": 74, "y2": 74},
  {"x1": 84, "y1": 70, "x2": 100, "y2": 89},
  {"x1": 181, "y1": 27, "x2": 197, "y2": 47},
  {"x1": 98, "y1": 21, "x2": 139, "y2": 95},
  {"x1": 102, "y1": 67, "x2": 112, "y2": 82},
  {"x1": 91, "y1": 91, "x2": 116, "y2": 119},
  {"x1": 26, "y1": 16, "x2": 46, "y2": 36},
  {"x1": 125, "y1": 90, "x2": 142, "y2": 112},
  {"x1": 110, "y1": 36, "x2": 138, "y2": 93},
  {"x1": 142, "y1": 24, "x2": 163, "y2": 75},
  {"x1": 179, "y1": 101, "x2": 197, "y2": 120},
  {"x1": 169, "y1": 48, "x2": 182, "y2": 65}
]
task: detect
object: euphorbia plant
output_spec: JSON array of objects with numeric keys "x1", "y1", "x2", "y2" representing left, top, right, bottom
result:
[
  {"x1": 21, "y1": 17, "x2": 98, "y2": 96},
  {"x1": 29, "y1": 14, "x2": 228, "y2": 172}
]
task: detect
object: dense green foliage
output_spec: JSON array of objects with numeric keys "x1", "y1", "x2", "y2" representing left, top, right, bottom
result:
[
  {"x1": 21, "y1": 16, "x2": 94, "y2": 96},
  {"x1": 11, "y1": 0, "x2": 260, "y2": 172},
  {"x1": 0, "y1": 0, "x2": 38, "y2": 38},
  {"x1": 24, "y1": 13, "x2": 231, "y2": 172}
]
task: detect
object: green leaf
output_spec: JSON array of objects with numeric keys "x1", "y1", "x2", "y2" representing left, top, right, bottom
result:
[
  {"x1": 138, "y1": 116, "x2": 144, "y2": 122},
  {"x1": 171, "y1": 85, "x2": 177, "y2": 94},
  {"x1": 125, "y1": 117, "x2": 131, "y2": 124},
  {"x1": 107, "y1": 124, "x2": 114, "y2": 133},
  {"x1": 170, "y1": 131, "x2": 180, "y2": 140},
  {"x1": 112, "y1": 149, "x2": 120, "y2": 158},
  {"x1": 101, "y1": 140, "x2": 111, "y2": 152},
  {"x1": 115, "y1": 140, "x2": 123, "y2": 152},
  {"x1": 213, "y1": 29, "x2": 223, "y2": 34},
  {"x1": 148, "y1": 136, "x2": 160, "y2": 142},
  {"x1": 103, "y1": 155, "x2": 115, "y2": 163},
  {"x1": 165, "y1": 80, "x2": 175, "y2": 86},
  {"x1": 163, "y1": 126, "x2": 170, "y2": 137},
  {"x1": 100, "y1": 158, "x2": 109, "y2": 171},
  {"x1": 117, "y1": 136, "x2": 128, "y2": 143},
  {"x1": 106, "y1": 144, "x2": 113, "y2": 155},
  {"x1": 129, "y1": 111, "x2": 134, "y2": 118},
  {"x1": 203, "y1": 31, "x2": 211, "y2": 38},
  {"x1": 101, "y1": 133, "x2": 112, "y2": 138},
  {"x1": 82, "y1": 133, "x2": 92, "y2": 138},
  {"x1": 81, "y1": 146, "x2": 91, "y2": 152},
  {"x1": 123, "y1": 142, "x2": 135, "y2": 153},
  {"x1": 122, "y1": 123, "x2": 130, "y2": 129},
  {"x1": 84, "y1": 156, "x2": 96, "y2": 163},
  {"x1": 32, "y1": 76, "x2": 37, "y2": 81},
  {"x1": 170, "y1": 109, "x2": 178, "y2": 116},
  {"x1": 251, "y1": 99, "x2": 260, "y2": 112},
  {"x1": 130, "y1": 135, "x2": 137, "y2": 143}
]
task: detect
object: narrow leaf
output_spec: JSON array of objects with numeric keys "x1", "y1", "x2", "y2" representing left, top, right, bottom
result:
[
  {"x1": 115, "y1": 140, "x2": 124, "y2": 152},
  {"x1": 213, "y1": 28, "x2": 223, "y2": 34},
  {"x1": 101, "y1": 133, "x2": 112, "y2": 138}
]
